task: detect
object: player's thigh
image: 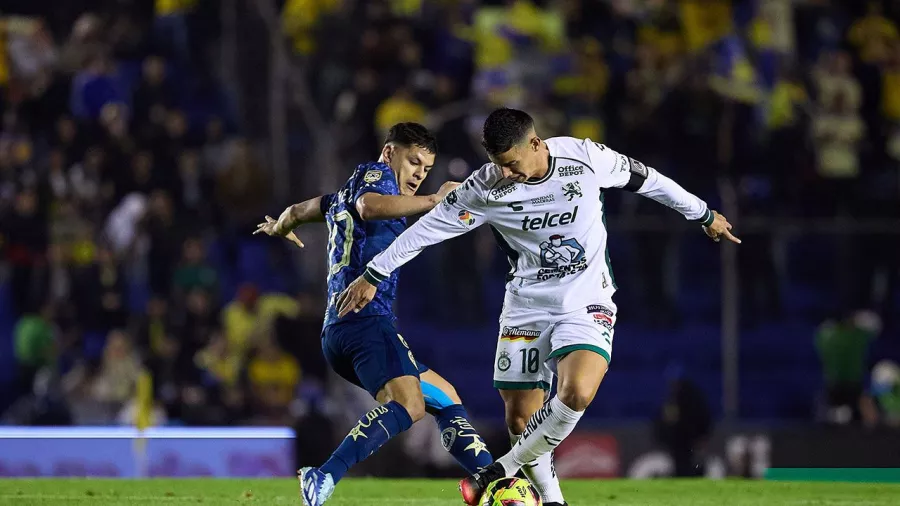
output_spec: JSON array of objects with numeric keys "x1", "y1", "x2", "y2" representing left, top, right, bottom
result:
[
  {"x1": 493, "y1": 308, "x2": 554, "y2": 392},
  {"x1": 499, "y1": 388, "x2": 547, "y2": 435},
  {"x1": 419, "y1": 368, "x2": 463, "y2": 414},
  {"x1": 327, "y1": 317, "x2": 423, "y2": 399},
  {"x1": 548, "y1": 304, "x2": 616, "y2": 411}
]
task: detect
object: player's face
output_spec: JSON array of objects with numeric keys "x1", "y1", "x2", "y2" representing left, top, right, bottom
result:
[
  {"x1": 489, "y1": 135, "x2": 545, "y2": 183},
  {"x1": 384, "y1": 144, "x2": 435, "y2": 196}
]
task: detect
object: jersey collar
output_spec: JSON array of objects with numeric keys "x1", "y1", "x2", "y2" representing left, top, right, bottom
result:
[{"x1": 524, "y1": 150, "x2": 556, "y2": 186}]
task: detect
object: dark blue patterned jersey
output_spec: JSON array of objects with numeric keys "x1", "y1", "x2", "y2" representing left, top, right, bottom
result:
[{"x1": 320, "y1": 161, "x2": 405, "y2": 327}]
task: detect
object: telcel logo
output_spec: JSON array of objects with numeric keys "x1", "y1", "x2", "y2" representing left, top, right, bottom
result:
[{"x1": 521, "y1": 206, "x2": 578, "y2": 231}]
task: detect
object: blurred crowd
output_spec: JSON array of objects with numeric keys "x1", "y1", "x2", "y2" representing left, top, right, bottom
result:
[
  {"x1": 0, "y1": 2, "x2": 331, "y2": 427},
  {"x1": 1, "y1": 0, "x2": 899, "y2": 429}
]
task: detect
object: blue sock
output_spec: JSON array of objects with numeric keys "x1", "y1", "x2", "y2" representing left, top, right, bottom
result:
[
  {"x1": 320, "y1": 400, "x2": 413, "y2": 483},
  {"x1": 435, "y1": 404, "x2": 493, "y2": 473}
]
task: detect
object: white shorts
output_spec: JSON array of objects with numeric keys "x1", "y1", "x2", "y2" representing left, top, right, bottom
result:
[{"x1": 492, "y1": 299, "x2": 616, "y2": 391}]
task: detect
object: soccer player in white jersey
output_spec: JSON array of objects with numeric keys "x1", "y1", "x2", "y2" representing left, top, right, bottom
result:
[{"x1": 337, "y1": 108, "x2": 740, "y2": 505}]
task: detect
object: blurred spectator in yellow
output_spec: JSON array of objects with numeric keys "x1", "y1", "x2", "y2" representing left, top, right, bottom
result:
[
  {"x1": 195, "y1": 332, "x2": 242, "y2": 388},
  {"x1": 848, "y1": 1, "x2": 898, "y2": 64},
  {"x1": 881, "y1": 42, "x2": 900, "y2": 123},
  {"x1": 374, "y1": 88, "x2": 427, "y2": 139},
  {"x1": 638, "y1": 2, "x2": 683, "y2": 61},
  {"x1": 283, "y1": 0, "x2": 340, "y2": 55},
  {"x1": 248, "y1": 336, "x2": 301, "y2": 418},
  {"x1": 222, "y1": 284, "x2": 299, "y2": 356},
  {"x1": 679, "y1": 0, "x2": 733, "y2": 53},
  {"x1": 767, "y1": 69, "x2": 808, "y2": 132}
]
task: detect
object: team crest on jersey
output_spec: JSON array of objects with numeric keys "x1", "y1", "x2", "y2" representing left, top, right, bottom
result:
[
  {"x1": 497, "y1": 351, "x2": 512, "y2": 372},
  {"x1": 538, "y1": 234, "x2": 587, "y2": 281},
  {"x1": 364, "y1": 170, "x2": 382, "y2": 183},
  {"x1": 558, "y1": 165, "x2": 585, "y2": 177},
  {"x1": 458, "y1": 209, "x2": 476, "y2": 226},
  {"x1": 563, "y1": 181, "x2": 582, "y2": 201}
]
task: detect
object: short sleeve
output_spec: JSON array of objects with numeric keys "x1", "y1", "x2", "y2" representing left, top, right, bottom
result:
[
  {"x1": 352, "y1": 165, "x2": 400, "y2": 204},
  {"x1": 319, "y1": 193, "x2": 337, "y2": 215}
]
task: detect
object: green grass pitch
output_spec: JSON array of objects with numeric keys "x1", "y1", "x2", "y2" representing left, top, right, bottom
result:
[{"x1": 0, "y1": 478, "x2": 898, "y2": 505}]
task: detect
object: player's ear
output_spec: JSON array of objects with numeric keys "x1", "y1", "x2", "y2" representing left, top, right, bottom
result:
[
  {"x1": 530, "y1": 136, "x2": 541, "y2": 151},
  {"x1": 381, "y1": 144, "x2": 393, "y2": 164}
]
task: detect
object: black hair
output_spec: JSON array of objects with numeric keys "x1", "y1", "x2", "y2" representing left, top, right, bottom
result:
[
  {"x1": 481, "y1": 108, "x2": 534, "y2": 156},
  {"x1": 384, "y1": 122, "x2": 437, "y2": 154}
]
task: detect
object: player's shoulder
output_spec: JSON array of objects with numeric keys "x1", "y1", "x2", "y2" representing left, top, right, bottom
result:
[
  {"x1": 457, "y1": 162, "x2": 504, "y2": 195},
  {"x1": 547, "y1": 136, "x2": 621, "y2": 174},
  {"x1": 353, "y1": 161, "x2": 394, "y2": 185}
]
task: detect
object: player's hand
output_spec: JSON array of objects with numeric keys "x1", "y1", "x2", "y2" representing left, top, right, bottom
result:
[
  {"x1": 336, "y1": 276, "x2": 377, "y2": 317},
  {"x1": 253, "y1": 208, "x2": 305, "y2": 248},
  {"x1": 703, "y1": 210, "x2": 741, "y2": 244},
  {"x1": 433, "y1": 181, "x2": 461, "y2": 203}
]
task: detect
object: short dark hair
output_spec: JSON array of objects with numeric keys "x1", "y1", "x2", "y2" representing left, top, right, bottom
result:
[
  {"x1": 481, "y1": 108, "x2": 534, "y2": 156},
  {"x1": 384, "y1": 122, "x2": 437, "y2": 154}
]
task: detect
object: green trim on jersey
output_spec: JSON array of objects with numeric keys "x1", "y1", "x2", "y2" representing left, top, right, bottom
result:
[
  {"x1": 548, "y1": 344, "x2": 610, "y2": 364},
  {"x1": 600, "y1": 191, "x2": 617, "y2": 289},
  {"x1": 494, "y1": 380, "x2": 552, "y2": 391}
]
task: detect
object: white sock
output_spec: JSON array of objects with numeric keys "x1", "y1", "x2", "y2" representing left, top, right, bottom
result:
[
  {"x1": 497, "y1": 397, "x2": 583, "y2": 476},
  {"x1": 509, "y1": 431, "x2": 565, "y2": 504}
]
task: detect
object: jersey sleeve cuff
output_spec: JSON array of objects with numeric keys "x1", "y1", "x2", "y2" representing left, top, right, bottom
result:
[
  {"x1": 696, "y1": 208, "x2": 714, "y2": 227},
  {"x1": 363, "y1": 266, "x2": 388, "y2": 286}
]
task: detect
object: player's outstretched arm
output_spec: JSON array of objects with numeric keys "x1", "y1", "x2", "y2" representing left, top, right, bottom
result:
[
  {"x1": 587, "y1": 141, "x2": 741, "y2": 244},
  {"x1": 337, "y1": 172, "x2": 490, "y2": 317},
  {"x1": 356, "y1": 181, "x2": 460, "y2": 221},
  {"x1": 253, "y1": 195, "x2": 327, "y2": 248}
]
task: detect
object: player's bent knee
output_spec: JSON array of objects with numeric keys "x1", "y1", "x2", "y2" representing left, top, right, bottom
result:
[
  {"x1": 556, "y1": 386, "x2": 594, "y2": 412},
  {"x1": 381, "y1": 376, "x2": 427, "y2": 422}
]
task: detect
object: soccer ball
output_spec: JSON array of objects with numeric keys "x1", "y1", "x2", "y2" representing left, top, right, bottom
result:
[{"x1": 480, "y1": 477, "x2": 542, "y2": 506}]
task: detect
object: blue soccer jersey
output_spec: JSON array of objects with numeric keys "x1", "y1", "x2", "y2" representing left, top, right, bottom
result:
[{"x1": 321, "y1": 162, "x2": 404, "y2": 327}]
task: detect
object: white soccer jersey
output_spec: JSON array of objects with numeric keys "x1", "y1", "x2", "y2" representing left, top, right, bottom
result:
[{"x1": 366, "y1": 137, "x2": 714, "y2": 313}]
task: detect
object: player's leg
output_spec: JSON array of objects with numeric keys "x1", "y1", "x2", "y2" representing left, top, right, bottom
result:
[
  {"x1": 460, "y1": 305, "x2": 613, "y2": 505},
  {"x1": 500, "y1": 388, "x2": 566, "y2": 505},
  {"x1": 494, "y1": 305, "x2": 613, "y2": 477},
  {"x1": 302, "y1": 318, "x2": 425, "y2": 505},
  {"x1": 419, "y1": 368, "x2": 493, "y2": 473}
]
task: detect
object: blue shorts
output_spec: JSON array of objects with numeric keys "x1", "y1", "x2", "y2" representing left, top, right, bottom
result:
[{"x1": 322, "y1": 316, "x2": 430, "y2": 398}]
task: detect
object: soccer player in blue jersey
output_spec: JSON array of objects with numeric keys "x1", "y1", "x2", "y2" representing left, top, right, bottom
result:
[{"x1": 254, "y1": 123, "x2": 493, "y2": 506}]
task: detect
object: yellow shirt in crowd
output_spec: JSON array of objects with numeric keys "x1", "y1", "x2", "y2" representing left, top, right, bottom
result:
[
  {"x1": 248, "y1": 352, "x2": 301, "y2": 406},
  {"x1": 222, "y1": 293, "x2": 300, "y2": 355}
]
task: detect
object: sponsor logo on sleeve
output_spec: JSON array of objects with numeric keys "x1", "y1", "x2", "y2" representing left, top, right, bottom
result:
[
  {"x1": 364, "y1": 170, "x2": 382, "y2": 183},
  {"x1": 457, "y1": 209, "x2": 476, "y2": 226},
  {"x1": 442, "y1": 189, "x2": 459, "y2": 208},
  {"x1": 587, "y1": 305, "x2": 615, "y2": 328}
]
